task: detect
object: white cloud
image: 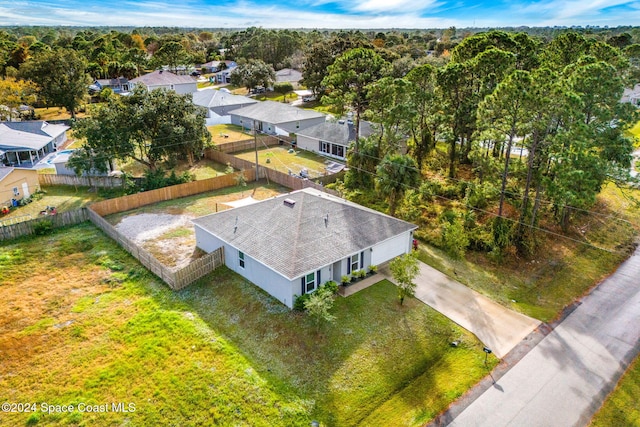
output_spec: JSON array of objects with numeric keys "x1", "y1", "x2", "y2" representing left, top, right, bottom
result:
[{"x1": 350, "y1": 0, "x2": 440, "y2": 14}]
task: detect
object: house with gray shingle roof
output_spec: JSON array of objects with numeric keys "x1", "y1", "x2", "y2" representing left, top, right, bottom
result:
[
  {"x1": 229, "y1": 100, "x2": 326, "y2": 135},
  {"x1": 130, "y1": 70, "x2": 197, "y2": 95},
  {"x1": 0, "y1": 121, "x2": 69, "y2": 167},
  {"x1": 192, "y1": 188, "x2": 417, "y2": 308},
  {"x1": 296, "y1": 120, "x2": 376, "y2": 160},
  {"x1": 192, "y1": 89, "x2": 258, "y2": 118}
]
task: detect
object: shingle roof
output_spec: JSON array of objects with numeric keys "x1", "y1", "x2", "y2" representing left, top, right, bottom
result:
[
  {"x1": 275, "y1": 68, "x2": 302, "y2": 83},
  {"x1": 130, "y1": 70, "x2": 196, "y2": 86},
  {"x1": 296, "y1": 120, "x2": 376, "y2": 146},
  {"x1": 192, "y1": 90, "x2": 257, "y2": 109},
  {"x1": 229, "y1": 101, "x2": 325, "y2": 124},
  {"x1": 0, "y1": 167, "x2": 14, "y2": 183},
  {"x1": 0, "y1": 121, "x2": 69, "y2": 151},
  {"x1": 192, "y1": 188, "x2": 416, "y2": 279}
]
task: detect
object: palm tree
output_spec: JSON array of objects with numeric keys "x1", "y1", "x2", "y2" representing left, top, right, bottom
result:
[{"x1": 375, "y1": 154, "x2": 420, "y2": 216}]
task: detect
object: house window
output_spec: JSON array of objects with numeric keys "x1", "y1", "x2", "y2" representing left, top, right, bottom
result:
[
  {"x1": 170, "y1": 84, "x2": 175, "y2": 90},
  {"x1": 13, "y1": 187, "x2": 19, "y2": 196},
  {"x1": 319, "y1": 141, "x2": 329, "y2": 154},
  {"x1": 238, "y1": 251, "x2": 245, "y2": 269},
  {"x1": 351, "y1": 253, "x2": 360, "y2": 273},
  {"x1": 305, "y1": 272, "x2": 315, "y2": 293}
]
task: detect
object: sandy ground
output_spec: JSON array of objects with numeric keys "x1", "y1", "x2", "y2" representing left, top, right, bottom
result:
[{"x1": 114, "y1": 213, "x2": 199, "y2": 269}]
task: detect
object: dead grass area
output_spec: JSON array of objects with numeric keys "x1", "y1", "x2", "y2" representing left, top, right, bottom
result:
[{"x1": 106, "y1": 182, "x2": 288, "y2": 269}]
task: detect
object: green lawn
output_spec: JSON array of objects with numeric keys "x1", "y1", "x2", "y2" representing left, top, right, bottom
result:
[
  {"x1": 1, "y1": 185, "x2": 104, "y2": 223},
  {"x1": 234, "y1": 146, "x2": 330, "y2": 178},
  {"x1": 590, "y1": 354, "x2": 640, "y2": 426},
  {"x1": 207, "y1": 123, "x2": 252, "y2": 144},
  {"x1": 0, "y1": 223, "x2": 494, "y2": 426}
]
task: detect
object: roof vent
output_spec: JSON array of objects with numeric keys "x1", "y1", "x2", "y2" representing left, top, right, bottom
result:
[{"x1": 283, "y1": 198, "x2": 296, "y2": 208}]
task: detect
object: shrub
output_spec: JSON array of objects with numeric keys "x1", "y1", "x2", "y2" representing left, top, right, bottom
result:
[
  {"x1": 368, "y1": 265, "x2": 378, "y2": 274},
  {"x1": 322, "y1": 280, "x2": 339, "y2": 295},
  {"x1": 34, "y1": 219, "x2": 54, "y2": 236},
  {"x1": 465, "y1": 180, "x2": 498, "y2": 209},
  {"x1": 341, "y1": 275, "x2": 350, "y2": 285},
  {"x1": 293, "y1": 293, "x2": 310, "y2": 311},
  {"x1": 441, "y1": 218, "x2": 469, "y2": 259}
]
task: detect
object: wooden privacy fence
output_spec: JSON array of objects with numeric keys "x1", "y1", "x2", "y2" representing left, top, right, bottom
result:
[
  {"x1": 86, "y1": 207, "x2": 225, "y2": 290},
  {"x1": 0, "y1": 209, "x2": 89, "y2": 241},
  {"x1": 90, "y1": 170, "x2": 255, "y2": 216},
  {"x1": 214, "y1": 134, "x2": 292, "y2": 153},
  {"x1": 206, "y1": 149, "x2": 337, "y2": 195},
  {"x1": 39, "y1": 174, "x2": 124, "y2": 188}
]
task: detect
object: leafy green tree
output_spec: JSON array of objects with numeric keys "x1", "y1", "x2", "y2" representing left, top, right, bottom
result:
[
  {"x1": 389, "y1": 252, "x2": 419, "y2": 305},
  {"x1": 376, "y1": 154, "x2": 420, "y2": 216},
  {"x1": 365, "y1": 76, "x2": 412, "y2": 156},
  {"x1": 405, "y1": 64, "x2": 440, "y2": 168},
  {"x1": 66, "y1": 146, "x2": 110, "y2": 189},
  {"x1": 273, "y1": 82, "x2": 293, "y2": 102},
  {"x1": 441, "y1": 217, "x2": 469, "y2": 259},
  {"x1": 231, "y1": 59, "x2": 275, "y2": 92},
  {"x1": 20, "y1": 48, "x2": 90, "y2": 118},
  {"x1": 322, "y1": 48, "x2": 389, "y2": 151},
  {"x1": 304, "y1": 286, "x2": 336, "y2": 330},
  {"x1": 75, "y1": 86, "x2": 211, "y2": 171}
]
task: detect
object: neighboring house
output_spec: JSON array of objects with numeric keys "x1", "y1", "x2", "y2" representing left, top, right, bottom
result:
[
  {"x1": 296, "y1": 120, "x2": 376, "y2": 160},
  {"x1": 200, "y1": 60, "x2": 237, "y2": 74},
  {"x1": 192, "y1": 90, "x2": 258, "y2": 118},
  {"x1": 93, "y1": 77, "x2": 131, "y2": 94},
  {"x1": 193, "y1": 188, "x2": 417, "y2": 308},
  {"x1": 130, "y1": 70, "x2": 197, "y2": 95},
  {"x1": 0, "y1": 121, "x2": 69, "y2": 167},
  {"x1": 0, "y1": 167, "x2": 39, "y2": 205},
  {"x1": 43, "y1": 149, "x2": 114, "y2": 176},
  {"x1": 215, "y1": 66, "x2": 237, "y2": 84},
  {"x1": 275, "y1": 68, "x2": 303, "y2": 88},
  {"x1": 621, "y1": 83, "x2": 640, "y2": 107},
  {"x1": 230, "y1": 101, "x2": 326, "y2": 135}
]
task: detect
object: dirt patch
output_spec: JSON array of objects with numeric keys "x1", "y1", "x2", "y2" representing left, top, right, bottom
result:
[{"x1": 114, "y1": 213, "x2": 199, "y2": 269}]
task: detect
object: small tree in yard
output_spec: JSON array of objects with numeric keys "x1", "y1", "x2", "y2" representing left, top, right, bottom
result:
[
  {"x1": 389, "y1": 252, "x2": 419, "y2": 305},
  {"x1": 304, "y1": 287, "x2": 336, "y2": 330},
  {"x1": 273, "y1": 82, "x2": 293, "y2": 102},
  {"x1": 234, "y1": 169, "x2": 247, "y2": 196}
]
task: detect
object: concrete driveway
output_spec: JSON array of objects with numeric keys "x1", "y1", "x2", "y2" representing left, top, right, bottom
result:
[
  {"x1": 447, "y1": 245, "x2": 640, "y2": 426},
  {"x1": 385, "y1": 261, "x2": 541, "y2": 358}
]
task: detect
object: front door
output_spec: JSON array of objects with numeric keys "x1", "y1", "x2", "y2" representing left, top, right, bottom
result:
[
  {"x1": 332, "y1": 260, "x2": 342, "y2": 282},
  {"x1": 21, "y1": 182, "x2": 30, "y2": 198}
]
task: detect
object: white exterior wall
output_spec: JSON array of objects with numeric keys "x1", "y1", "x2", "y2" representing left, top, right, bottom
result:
[
  {"x1": 195, "y1": 225, "x2": 297, "y2": 308},
  {"x1": 145, "y1": 82, "x2": 197, "y2": 94},
  {"x1": 371, "y1": 230, "x2": 414, "y2": 266},
  {"x1": 296, "y1": 134, "x2": 347, "y2": 160}
]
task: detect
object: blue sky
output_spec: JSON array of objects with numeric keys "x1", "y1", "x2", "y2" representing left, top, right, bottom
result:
[{"x1": 1, "y1": 0, "x2": 639, "y2": 28}]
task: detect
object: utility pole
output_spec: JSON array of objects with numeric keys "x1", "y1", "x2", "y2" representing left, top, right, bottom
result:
[{"x1": 253, "y1": 119, "x2": 259, "y2": 182}]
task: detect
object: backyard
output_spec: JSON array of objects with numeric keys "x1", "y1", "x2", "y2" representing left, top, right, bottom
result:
[
  {"x1": 234, "y1": 146, "x2": 332, "y2": 179},
  {"x1": 105, "y1": 182, "x2": 288, "y2": 268},
  {"x1": 0, "y1": 185, "x2": 104, "y2": 225},
  {"x1": 0, "y1": 223, "x2": 494, "y2": 426}
]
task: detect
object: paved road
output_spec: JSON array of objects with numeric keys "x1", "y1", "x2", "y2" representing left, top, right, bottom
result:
[
  {"x1": 383, "y1": 262, "x2": 541, "y2": 358},
  {"x1": 448, "y1": 246, "x2": 640, "y2": 427}
]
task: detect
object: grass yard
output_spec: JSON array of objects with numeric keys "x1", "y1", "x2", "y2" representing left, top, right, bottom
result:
[
  {"x1": 234, "y1": 146, "x2": 330, "y2": 178},
  {"x1": 416, "y1": 183, "x2": 640, "y2": 322},
  {"x1": 1, "y1": 185, "x2": 104, "y2": 223},
  {"x1": 207, "y1": 123, "x2": 252, "y2": 144},
  {"x1": 118, "y1": 157, "x2": 230, "y2": 180},
  {"x1": 0, "y1": 223, "x2": 494, "y2": 426},
  {"x1": 34, "y1": 107, "x2": 87, "y2": 121},
  {"x1": 590, "y1": 354, "x2": 640, "y2": 427}
]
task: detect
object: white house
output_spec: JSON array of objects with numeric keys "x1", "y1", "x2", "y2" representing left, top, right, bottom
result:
[
  {"x1": 275, "y1": 68, "x2": 303, "y2": 88},
  {"x1": 621, "y1": 83, "x2": 640, "y2": 107},
  {"x1": 130, "y1": 70, "x2": 197, "y2": 95},
  {"x1": 0, "y1": 121, "x2": 69, "y2": 167},
  {"x1": 296, "y1": 120, "x2": 376, "y2": 160},
  {"x1": 192, "y1": 90, "x2": 258, "y2": 119},
  {"x1": 192, "y1": 188, "x2": 417, "y2": 308},
  {"x1": 229, "y1": 101, "x2": 326, "y2": 135}
]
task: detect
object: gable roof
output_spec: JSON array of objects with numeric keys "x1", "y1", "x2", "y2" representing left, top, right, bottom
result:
[
  {"x1": 296, "y1": 120, "x2": 376, "y2": 146},
  {"x1": 275, "y1": 68, "x2": 302, "y2": 83},
  {"x1": 229, "y1": 101, "x2": 325, "y2": 124},
  {"x1": 130, "y1": 70, "x2": 196, "y2": 87},
  {"x1": 192, "y1": 188, "x2": 416, "y2": 280},
  {"x1": 0, "y1": 167, "x2": 14, "y2": 183},
  {"x1": 192, "y1": 90, "x2": 257, "y2": 109},
  {"x1": 0, "y1": 121, "x2": 69, "y2": 151}
]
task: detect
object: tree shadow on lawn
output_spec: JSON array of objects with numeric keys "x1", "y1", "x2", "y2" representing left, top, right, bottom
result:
[{"x1": 175, "y1": 268, "x2": 488, "y2": 426}]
